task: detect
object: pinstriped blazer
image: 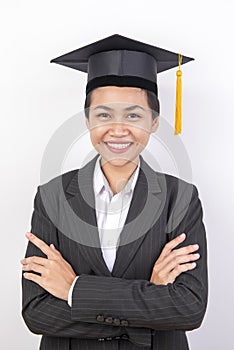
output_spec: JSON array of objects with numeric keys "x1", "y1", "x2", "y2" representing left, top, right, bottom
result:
[{"x1": 21, "y1": 154, "x2": 208, "y2": 350}]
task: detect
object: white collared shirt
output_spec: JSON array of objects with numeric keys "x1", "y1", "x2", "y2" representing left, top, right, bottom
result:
[
  {"x1": 68, "y1": 155, "x2": 140, "y2": 306},
  {"x1": 94, "y1": 155, "x2": 140, "y2": 272}
]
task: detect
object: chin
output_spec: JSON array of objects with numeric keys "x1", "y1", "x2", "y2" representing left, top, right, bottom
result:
[
  {"x1": 108, "y1": 159, "x2": 130, "y2": 167},
  {"x1": 100, "y1": 154, "x2": 139, "y2": 168}
]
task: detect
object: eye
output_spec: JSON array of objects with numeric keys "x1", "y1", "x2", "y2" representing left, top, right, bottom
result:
[
  {"x1": 97, "y1": 113, "x2": 111, "y2": 119},
  {"x1": 127, "y1": 113, "x2": 141, "y2": 120}
]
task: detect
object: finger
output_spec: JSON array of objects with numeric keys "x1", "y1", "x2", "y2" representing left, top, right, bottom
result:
[
  {"x1": 153, "y1": 253, "x2": 199, "y2": 278},
  {"x1": 157, "y1": 247, "x2": 200, "y2": 273},
  {"x1": 154, "y1": 243, "x2": 199, "y2": 272},
  {"x1": 169, "y1": 262, "x2": 197, "y2": 282},
  {"x1": 23, "y1": 272, "x2": 42, "y2": 285},
  {"x1": 26, "y1": 232, "x2": 55, "y2": 258},
  {"x1": 22, "y1": 263, "x2": 44, "y2": 275},
  {"x1": 157, "y1": 233, "x2": 186, "y2": 263},
  {"x1": 50, "y1": 244, "x2": 62, "y2": 256},
  {"x1": 166, "y1": 253, "x2": 200, "y2": 273},
  {"x1": 158, "y1": 244, "x2": 199, "y2": 268},
  {"x1": 20, "y1": 256, "x2": 48, "y2": 266},
  {"x1": 158, "y1": 233, "x2": 187, "y2": 261},
  {"x1": 172, "y1": 244, "x2": 199, "y2": 257}
]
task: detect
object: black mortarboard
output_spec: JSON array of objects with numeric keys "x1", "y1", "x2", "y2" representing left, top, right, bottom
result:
[{"x1": 51, "y1": 34, "x2": 194, "y2": 134}]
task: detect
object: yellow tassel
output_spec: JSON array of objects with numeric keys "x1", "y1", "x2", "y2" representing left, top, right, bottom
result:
[{"x1": 174, "y1": 53, "x2": 183, "y2": 135}]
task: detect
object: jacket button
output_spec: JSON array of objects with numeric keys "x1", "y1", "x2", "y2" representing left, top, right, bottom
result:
[
  {"x1": 121, "y1": 334, "x2": 129, "y2": 339},
  {"x1": 96, "y1": 315, "x2": 104, "y2": 322},
  {"x1": 120, "y1": 319, "x2": 129, "y2": 326},
  {"x1": 104, "y1": 316, "x2": 113, "y2": 324},
  {"x1": 113, "y1": 318, "x2": 120, "y2": 326}
]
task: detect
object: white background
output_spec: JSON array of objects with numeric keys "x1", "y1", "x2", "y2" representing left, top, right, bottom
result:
[{"x1": 1, "y1": 0, "x2": 234, "y2": 349}]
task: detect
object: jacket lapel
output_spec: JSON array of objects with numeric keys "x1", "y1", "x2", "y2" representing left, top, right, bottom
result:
[
  {"x1": 111, "y1": 156, "x2": 164, "y2": 277},
  {"x1": 65, "y1": 154, "x2": 112, "y2": 277},
  {"x1": 64, "y1": 154, "x2": 165, "y2": 278}
]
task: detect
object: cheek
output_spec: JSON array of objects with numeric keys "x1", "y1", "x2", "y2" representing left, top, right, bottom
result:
[
  {"x1": 132, "y1": 126, "x2": 151, "y2": 147},
  {"x1": 89, "y1": 125, "x2": 108, "y2": 145}
]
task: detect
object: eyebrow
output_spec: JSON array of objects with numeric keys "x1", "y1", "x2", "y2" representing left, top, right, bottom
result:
[{"x1": 93, "y1": 104, "x2": 146, "y2": 111}]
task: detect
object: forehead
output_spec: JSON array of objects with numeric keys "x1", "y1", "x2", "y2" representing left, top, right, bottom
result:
[{"x1": 89, "y1": 86, "x2": 149, "y2": 108}]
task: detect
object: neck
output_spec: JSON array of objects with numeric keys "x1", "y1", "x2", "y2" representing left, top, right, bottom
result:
[{"x1": 100, "y1": 156, "x2": 140, "y2": 194}]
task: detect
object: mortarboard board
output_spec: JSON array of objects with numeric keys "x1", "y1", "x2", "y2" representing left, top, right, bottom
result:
[{"x1": 51, "y1": 34, "x2": 194, "y2": 134}]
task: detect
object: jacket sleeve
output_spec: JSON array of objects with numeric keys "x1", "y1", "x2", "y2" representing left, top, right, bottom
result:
[
  {"x1": 21, "y1": 186, "x2": 123, "y2": 340},
  {"x1": 70, "y1": 184, "x2": 208, "y2": 332}
]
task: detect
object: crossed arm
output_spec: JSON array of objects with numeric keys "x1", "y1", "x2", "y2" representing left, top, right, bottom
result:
[
  {"x1": 21, "y1": 232, "x2": 199, "y2": 302},
  {"x1": 21, "y1": 184, "x2": 208, "y2": 342}
]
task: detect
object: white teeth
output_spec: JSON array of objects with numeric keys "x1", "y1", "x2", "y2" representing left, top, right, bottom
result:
[{"x1": 106, "y1": 142, "x2": 131, "y2": 149}]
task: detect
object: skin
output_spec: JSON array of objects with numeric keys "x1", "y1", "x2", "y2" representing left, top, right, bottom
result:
[
  {"x1": 21, "y1": 233, "x2": 76, "y2": 301},
  {"x1": 86, "y1": 86, "x2": 159, "y2": 194},
  {"x1": 21, "y1": 86, "x2": 200, "y2": 300}
]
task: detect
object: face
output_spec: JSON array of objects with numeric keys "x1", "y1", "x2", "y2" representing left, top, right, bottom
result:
[{"x1": 85, "y1": 86, "x2": 159, "y2": 168}]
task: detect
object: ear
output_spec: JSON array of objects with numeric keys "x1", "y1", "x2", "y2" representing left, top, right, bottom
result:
[{"x1": 151, "y1": 116, "x2": 159, "y2": 133}]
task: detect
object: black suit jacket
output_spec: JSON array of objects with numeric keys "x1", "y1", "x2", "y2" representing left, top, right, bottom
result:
[{"x1": 21, "y1": 154, "x2": 208, "y2": 349}]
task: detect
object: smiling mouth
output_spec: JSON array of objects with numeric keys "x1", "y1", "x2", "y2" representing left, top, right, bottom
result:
[{"x1": 103, "y1": 141, "x2": 133, "y2": 149}]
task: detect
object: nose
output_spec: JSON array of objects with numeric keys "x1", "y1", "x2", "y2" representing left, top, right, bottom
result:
[{"x1": 108, "y1": 121, "x2": 129, "y2": 136}]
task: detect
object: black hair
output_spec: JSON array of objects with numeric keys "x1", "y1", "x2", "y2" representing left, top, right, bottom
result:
[{"x1": 84, "y1": 88, "x2": 160, "y2": 120}]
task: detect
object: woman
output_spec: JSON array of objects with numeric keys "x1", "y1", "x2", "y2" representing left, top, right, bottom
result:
[{"x1": 21, "y1": 34, "x2": 208, "y2": 349}]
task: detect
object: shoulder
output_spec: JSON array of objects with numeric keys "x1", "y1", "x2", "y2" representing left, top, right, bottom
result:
[
  {"x1": 139, "y1": 158, "x2": 201, "y2": 216},
  {"x1": 140, "y1": 156, "x2": 197, "y2": 196},
  {"x1": 39, "y1": 168, "x2": 78, "y2": 191},
  {"x1": 37, "y1": 168, "x2": 80, "y2": 202},
  {"x1": 144, "y1": 159, "x2": 197, "y2": 196},
  {"x1": 38, "y1": 155, "x2": 99, "y2": 196},
  {"x1": 162, "y1": 172, "x2": 196, "y2": 194},
  {"x1": 163, "y1": 172, "x2": 200, "y2": 208},
  {"x1": 31, "y1": 169, "x2": 80, "y2": 224}
]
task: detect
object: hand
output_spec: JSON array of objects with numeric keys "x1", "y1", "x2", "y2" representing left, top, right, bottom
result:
[
  {"x1": 20, "y1": 232, "x2": 77, "y2": 301},
  {"x1": 150, "y1": 233, "x2": 200, "y2": 285}
]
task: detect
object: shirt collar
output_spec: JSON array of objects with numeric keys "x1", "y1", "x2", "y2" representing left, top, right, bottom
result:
[{"x1": 93, "y1": 154, "x2": 140, "y2": 197}]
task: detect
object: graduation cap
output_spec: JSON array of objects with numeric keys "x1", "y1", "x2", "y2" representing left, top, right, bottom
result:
[{"x1": 51, "y1": 34, "x2": 194, "y2": 134}]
